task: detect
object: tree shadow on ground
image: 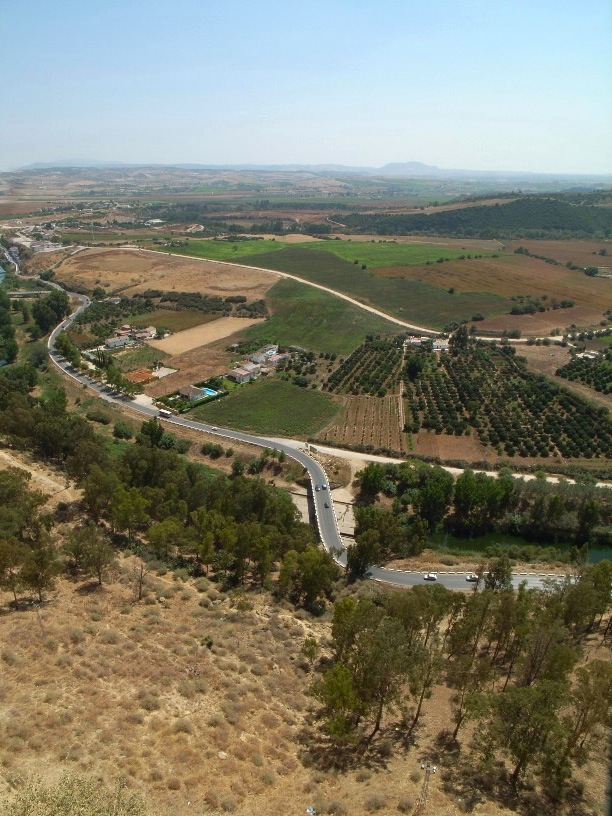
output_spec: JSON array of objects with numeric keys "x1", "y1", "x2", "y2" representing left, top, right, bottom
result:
[
  {"x1": 430, "y1": 733, "x2": 595, "y2": 816},
  {"x1": 297, "y1": 718, "x2": 409, "y2": 773},
  {"x1": 74, "y1": 580, "x2": 103, "y2": 595}
]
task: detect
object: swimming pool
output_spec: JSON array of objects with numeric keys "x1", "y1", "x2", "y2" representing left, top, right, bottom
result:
[{"x1": 202, "y1": 388, "x2": 218, "y2": 397}]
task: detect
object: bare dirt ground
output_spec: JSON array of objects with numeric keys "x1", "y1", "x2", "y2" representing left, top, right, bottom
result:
[
  {"x1": 148, "y1": 317, "x2": 264, "y2": 356},
  {"x1": 143, "y1": 333, "x2": 248, "y2": 397},
  {"x1": 413, "y1": 430, "x2": 491, "y2": 461},
  {"x1": 54, "y1": 248, "x2": 277, "y2": 299},
  {"x1": 20, "y1": 248, "x2": 76, "y2": 276}
]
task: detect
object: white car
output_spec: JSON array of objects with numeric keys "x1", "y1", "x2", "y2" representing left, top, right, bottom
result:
[
  {"x1": 423, "y1": 573, "x2": 438, "y2": 581},
  {"x1": 466, "y1": 573, "x2": 479, "y2": 582}
]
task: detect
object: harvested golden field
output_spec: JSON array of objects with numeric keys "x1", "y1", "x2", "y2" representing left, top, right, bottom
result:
[
  {"x1": 54, "y1": 248, "x2": 277, "y2": 299},
  {"x1": 148, "y1": 317, "x2": 264, "y2": 355}
]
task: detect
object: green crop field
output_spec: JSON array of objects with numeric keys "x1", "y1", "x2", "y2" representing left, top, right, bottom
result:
[
  {"x1": 240, "y1": 278, "x2": 398, "y2": 356},
  {"x1": 303, "y1": 239, "x2": 487, "y2": 268},
  {"x1": 130, "y1": 310, "x2": 219, "y2": 332},
  {"x1": 113, "y1": 345, "x2": 169, "y2": 373},
  {"x1": 151, "y1": 238, "x2": 285, "y2": 262},
  {"x1": 238, "y1": 247, "x2": 508, "y2": 329},
  {"x1": 192, "y1": 377, "x2": 339, "y2": 437}
]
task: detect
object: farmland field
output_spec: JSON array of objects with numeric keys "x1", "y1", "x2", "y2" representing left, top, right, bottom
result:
[
  {"x1": 153, "y1": 238, "x2": 286, "y2": 261},
  {"x1": 557, "y1": 355, "x2": 612, "y2": 395},
  {"x1": 54, "y1": 248, "x2": 276, "y2": 300},
  {"x1": 403, "y1": 346, "x2": 612, "y2": 459},
  {"x1": 324, "y1": 337, "x2": 404, "y2": 395},
  {"x1": 237, "y1": 246, "x2": 508, "y2": 329},
  {"x1": 317, "y1": 394, "x2": 408, "y2": 454},
  {"x1": 240, "y1": 278, "x2": 398, "y2": 356},
  {"x1": 113, "y1": 345, "x2": 170, "y2": 373},
  {"x1": 129, "y1": 309, "x2": 220, "y2": 333},
  {"x1": 192, "y1": 377, "x2": 339, "y2": 437},
  {"x1": 505, "y1": 238, "x2": 612, "y2": 270},
  {"x1": 304, "y1": 238, "x2": 492, "y2": 267},
  {"x1": 148, "y1": 316, "x2": 264, "y2": 355},
  {"x1": 375, "y1": 253, "x2": 611, "y2": 332}
]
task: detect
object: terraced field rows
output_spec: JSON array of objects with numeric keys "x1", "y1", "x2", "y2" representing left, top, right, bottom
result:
[{"x1": 318, "y1": 395, "x2": 408, "y2": 454}]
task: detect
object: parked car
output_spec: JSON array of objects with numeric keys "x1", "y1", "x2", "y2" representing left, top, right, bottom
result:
[{"x1": 423, "y1": 573, "x2": 438, "y2": 581}]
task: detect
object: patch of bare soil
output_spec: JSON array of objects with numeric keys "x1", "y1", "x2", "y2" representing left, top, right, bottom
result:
[
  {"x1": 148, "y1": 317, "x2": 264, "y2": 356},
  {"x1": 413, "y1": 430, "x2": 490, "y2": 461},
  {"x1": 475, "y1": 306, "x2": 602, "y2": 335},
  {"x1": 143, "y1": 344, "x2": 235, "y2": 397},
  {"x1": 21, "y1": 248, "x2": 75, "y2": 276},
  {"x1": 54, "y1": 248, "x2": 277, "y2": 299}
]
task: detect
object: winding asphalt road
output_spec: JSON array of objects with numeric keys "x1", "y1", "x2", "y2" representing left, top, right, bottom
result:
[{"x1": 42, "y1": 289, "x2": 555, "y2": 592}]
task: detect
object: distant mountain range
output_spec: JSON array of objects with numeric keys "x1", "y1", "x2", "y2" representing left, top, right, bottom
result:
[{"x1": 15, "y1": 160, "x2": 612, "y2": 182}]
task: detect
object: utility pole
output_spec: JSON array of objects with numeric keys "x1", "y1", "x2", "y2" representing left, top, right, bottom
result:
[{"x1": 414, "y1": 762, "x2": 436, "y2": 814}]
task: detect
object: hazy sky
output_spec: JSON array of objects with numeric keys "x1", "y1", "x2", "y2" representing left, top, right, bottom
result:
[{"x1": 3, "y1": 0, "x2": 611, "y2": 173}]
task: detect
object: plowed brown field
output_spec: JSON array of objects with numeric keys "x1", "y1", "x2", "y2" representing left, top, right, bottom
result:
[{"x1": 506, "y1": 238, "x2": 612, "y2": 269}]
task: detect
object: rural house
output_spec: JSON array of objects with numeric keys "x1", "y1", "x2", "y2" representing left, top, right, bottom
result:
[
  {"x1": 227, "y1": 367, "x2": 252, "y2": 384},
  {"x1": 179, "y1": 385, "x2": 207, "y2": 402}
]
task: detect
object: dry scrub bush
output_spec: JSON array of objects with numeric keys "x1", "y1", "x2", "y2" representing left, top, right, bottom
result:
[
  {"x1": 2, "y1": 775, "x2": 147, "y2": 816},
  {"x1": 99, "y1": 629, "x2": 121, "y2": 645},
  {"x1": 365, "y1": 793, "x2": 388, "y2": 811},
  {"x1": 172, "y1": 718, "x2": 193, "y2": 734},
  {"x1": 325, "y1": 802, "x2": 347, "y2": 815},
  {"x1": 397, "y1": 795, "x2": 414, "y2": 813}
]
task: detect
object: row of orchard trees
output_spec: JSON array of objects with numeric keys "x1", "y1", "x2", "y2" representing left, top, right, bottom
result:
[
  {"x1": 350, "y1": 460, "x2": 612, "y2": 574},
  {"x1": 312, "y1": 568, "x2": 612, "y2": 800}
]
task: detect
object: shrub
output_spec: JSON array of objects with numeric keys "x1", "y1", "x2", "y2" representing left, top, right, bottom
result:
[
  {"x1": 113, "y1": 421, "x2": 133, "y2": 439},
  {"x1": 85, "y1": 409, "x2": 111, "y2": 425},
  {"x1": 398, "y1": 795, "x2": 414, "y2": 813},
  {"x1": 365, "y1": 793, "x2": 387, "y2": 811}
]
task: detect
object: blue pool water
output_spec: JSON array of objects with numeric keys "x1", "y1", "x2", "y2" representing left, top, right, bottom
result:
[{"x1": 202, "y1": 388, "x2": 218, "y2": 396}]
